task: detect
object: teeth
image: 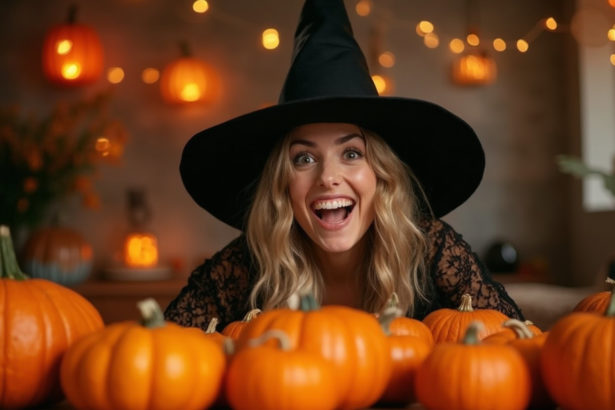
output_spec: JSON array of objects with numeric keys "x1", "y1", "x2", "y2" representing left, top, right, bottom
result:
[{"x1": 312, "y1": 198, "x2": 354, "y2": 210}]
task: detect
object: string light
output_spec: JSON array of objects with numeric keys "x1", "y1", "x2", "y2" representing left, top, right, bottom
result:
[
  {"x1": 355, "y1": 0, "x2": 372, "y2": 17},
  {"x1": 416, "y1": 20, "x2": 434, "y2": 36},
  {"x1": 107, "y1": 67, "x2": 125, "y2": 84},
  {"x1": 192, "y1": 0, "x2": 209, "y2": 14},
  {"x1": 423, "y1": 32, "x2": 439, "y2": 48},
  {"x1": 141, "y1": 68, "x2": 160, "y2": 84},
  {"x1": 545, "y1": 17, "x2": 557, "y2": 31},
  {"x1": 378, "y1": 51, "x2": 395, "y2": 68},
  {"x1": 493, "y1": 38, "x2": 507, "y2": 52},
  {"x1": 609, "y1": 25, "x2": 615, "y2": 41},
  {"x1": 466, "y1": 33, "x2": 480, "y2": 46},
  {"x1": 611, "y1": 54, "x2": 615, "y2": 66},
  {"x1": 516, "y1": 39, "x2": 529, "y2": 52},
  {"x1": 262, "y1": 28, "x2": 280, "y2": 50},
  {"x1": 449, "y1": 38, "x2": 465, "y2": 54}
]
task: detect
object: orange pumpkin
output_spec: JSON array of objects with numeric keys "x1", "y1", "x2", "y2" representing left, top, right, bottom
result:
[
  {"x1": 572, "y1": 277, "x2": 615, "y2": 314},
  {"x1": 222, "y1": 308, "x2": 261, "y2": 340},
  {"x1": 379, "y1": 292, "x2": 434, "y2": 345},
  {"x1": 41, "y1": 5, "x2": 104, "y2": 86},
  {"x1": 226, "y1": 330, "x2": 338, "y2": 410},
  {"x1": 21, "y1": 225, "x2": 93, "y2": 285},
  {"x1": 378, "y1": 306, "x2": 433, "y2": 405},
  {"x1": 160, "y1": 43, "x2": 220, "y2": 104},
  {"x1": 422, "y1": 293, "x2": 509, "y2": 343},
  {"x1": 236, "y1": 294, "x2": 392, "y2": 409},
  {"x1": 415, "y1": 321, "x2": 531, "y2": 410},
  {"x1": 60, "y1": 298, "x2": 226, "y2": 410},
  {"x1": 541, "y1": 290, "x2": 615, "y2": 409},
  {"x1": 0, "y1": 225, "x2": 103, "y2": 409}
]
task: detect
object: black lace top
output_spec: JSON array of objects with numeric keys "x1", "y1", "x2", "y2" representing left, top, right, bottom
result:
[{"x1": 164, "y1": 219, "x2": 524, "y2": 330}]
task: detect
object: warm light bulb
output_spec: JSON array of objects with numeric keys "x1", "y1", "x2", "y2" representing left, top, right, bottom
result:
[
  {"x1": 95, "y1": 137, "x2": 111, "y2": 157},
  {"x1": 56, "y1": 39, "x2": 72, "y2": 55},
  {"x1": 192, "y1": 0, "x2": 209, "y2": 13},
  {"x1": 449, "y1": 38, "x2": 465, "y2": 54},
  {"x1": 423, "y1": 33, "x2": 439, "y2": 48},
  {"x1": 371, "y1": 74, "x2": 388, "y2": 94},
  {"x1": 181, "y1": 83, "x2": 202, "y2": 102},
  {"x1": 545, "y1": 17, "x2": 557, "y2": 31},
  {"x1": 141, "y1": 68, "x2": 160, "y2": 84},
  {"x1": 262, "y1": 28, "x2": 280, "y2": 50},
  {"x1": 355, "y1": 0, "x2": 371, "y2": 16},
  {"x1": 61, "y1": 62, "x2": 81, "y2": 79},
  {"x1": 466, "y1": 33, "x2": 480, "y2": 46},
  {"x1": 493, "y1": 38, "x2": 506, "y2": 52},
  {"x1": 378, "y1": 51, "x2": 395, "y2": 68},
  {"x1": 416, "y1": 20, "x2": 434, "y2": 36},
  {"x1": 107, "y1": 67, "x2": 125, "y2": 84},
  {"x1": 516, "y1": 39, "x2": 529, "y2": 52},
  {"x1": 609, "y1": 26, "x2": 615, "y2": 41},
  {"x1": 610, "y1": 54, "x2": 615, "y2": 65}
]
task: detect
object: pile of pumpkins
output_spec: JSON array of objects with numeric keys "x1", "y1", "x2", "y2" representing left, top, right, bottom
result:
[{"x1": 1, "y1": 223, "x2": 615, "y2": 410}]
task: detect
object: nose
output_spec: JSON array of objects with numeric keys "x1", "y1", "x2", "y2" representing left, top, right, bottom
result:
[{"x1": 318, "y1": 158, "x2": 342, "y2": 188}]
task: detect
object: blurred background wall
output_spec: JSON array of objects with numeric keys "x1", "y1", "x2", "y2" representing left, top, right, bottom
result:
[{"x1": 1, "y1": 0, "x2": 614, "y2": 287}]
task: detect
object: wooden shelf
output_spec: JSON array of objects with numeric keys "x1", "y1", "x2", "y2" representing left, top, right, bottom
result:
[{"x1": 71, "y1": 277, "x2": 187, "y2": 324}]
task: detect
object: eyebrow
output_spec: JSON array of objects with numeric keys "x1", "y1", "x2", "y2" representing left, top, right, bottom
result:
[{"x1": 289, "y1": 133, "x2": 365, "y2": 148}]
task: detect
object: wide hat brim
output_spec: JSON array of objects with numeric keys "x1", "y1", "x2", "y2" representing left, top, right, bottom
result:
[{"x1": 180, "y1": 95, "x2": 484, "y2": 230}]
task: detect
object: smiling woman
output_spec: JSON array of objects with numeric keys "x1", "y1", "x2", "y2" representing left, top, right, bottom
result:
[{"x1": 164, "y1": 0, "x2": 523, "y2": 330}]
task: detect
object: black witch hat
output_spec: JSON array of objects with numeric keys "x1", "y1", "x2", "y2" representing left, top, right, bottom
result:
[{"x1": 180, "y1": 0, "x2": 484, "y2": 229}]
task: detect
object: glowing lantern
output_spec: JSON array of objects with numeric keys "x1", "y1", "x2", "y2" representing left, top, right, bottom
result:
[
  {"x1": 41, "y1": 5, "x2": 104, "y2": 86},
  {"x1": 451, "y1": 51, "x2": 496, "y2": 86},
  {"x1": 123, "y1": 232, "x2": 159, "y2": 268},
  {"x1": 160, "y1": 42, "x2": 219, "y2": 104}
]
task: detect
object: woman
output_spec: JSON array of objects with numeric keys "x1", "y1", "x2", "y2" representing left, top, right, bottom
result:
[{"x1": 165, "y1": 0, "x2": 523, "y2": 329}]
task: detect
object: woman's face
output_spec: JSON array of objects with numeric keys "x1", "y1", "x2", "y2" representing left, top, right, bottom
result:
[{"x1": 287, "y1": 122, "x2": 377, "y2": 254}]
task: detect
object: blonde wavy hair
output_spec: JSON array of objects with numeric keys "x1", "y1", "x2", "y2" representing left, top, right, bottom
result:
[{"x1": 246, "y1": 126, "x2": 429, "y2": 315}]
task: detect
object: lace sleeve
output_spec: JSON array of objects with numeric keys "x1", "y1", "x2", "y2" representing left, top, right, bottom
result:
[
  {"x1": 163, "y1": 234, "x2": 256, "y2": 331},
  {"x1": 423, "y1": 219, "x2": 524, "y2": 319}
]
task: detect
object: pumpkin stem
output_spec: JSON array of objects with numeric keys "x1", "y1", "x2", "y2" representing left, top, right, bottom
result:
[
  {"x1": 247, "y1": 329, "x2": 292, "y2": 351},
  {"x1": 137, "y1": 298, "x2": 166, "y2": 328},
  {"x1": 457, "y1": 294, "x2": 475, "y2": 312},
  {"x1": 606, "y1": 277, "x2": 615, "y2": 287},
  {"x1": 223, "y1": 337, "x2": 236, "y2": 355},
  {"x1": 205, "y1": 317, "x2": 219, "y2": 334},
  {"x1": 299, "y1": 293, "x2": 320, "y2": 311},
  {"x1": 502, "y1": 319, "x2": 533, "y2": 339},
  {"x1": 378, "y1": 306, "x2": 403, "y2": 336},
  {"x1": 242, "y1": 308, "x2": 261, "y2": 322},
  {"x1": 462, "y1": 321, "x2": 484, "y2": 345},
  {"x1": 385, "y1": 292, "x2": 400, "y2": 309},
  {"x1": 606, "y1": 288, "x2": 615, "y2": 317},
  {"x1": 0, "y1": 225, "x2": 29, "y2": 281}
]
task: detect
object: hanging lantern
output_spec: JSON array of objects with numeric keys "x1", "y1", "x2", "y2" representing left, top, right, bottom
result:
[
  {"x1": 41, "y1": 4, "x2": 104, "y2": 86},
  {"x1": 451, "y1": 51, "x2": 496, "y2": 86},
  {"x1": 160, "y1": 42, "x2": 219, "y2": 104}
]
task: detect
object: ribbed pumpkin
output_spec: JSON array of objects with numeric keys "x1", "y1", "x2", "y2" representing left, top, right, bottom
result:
[
  {"x1": 483, "y1": 319, "x2": 554, "y2": 409},
  {"x1": 227, "y1": 330, "x2": 338, "y2": 410},
  {"x1": 422, "y1": 293, "x2": 509, "y2": 343},
  {"x1": 222, "y1": 308, "x2": 261, "y2": 340},
  {"x1": 0, "y1": 225, "x2": 104, "y2": 409},
  {"x1": 572, "y1": 277, "x2": 614, "y2": 314},
  {"x1": 21, "y1": 225, "x2": 93, "y2": 285},
  {"x1": 541, "y1": 290, "x2": 615, "y2": 409},
  {"x1": 415, "y1": 321, "x2": 531, "y2": 410},
  {"x1": 60, "y1": 298, "x2": 226, "y2": 410},
  {"x1": 377, "y1": 305, "x2": 433, "y2": 405},
  {"x1": 41, "y1": 5, "x2": 104, "y2": 86},
  {"x1": 236, "y1": 295, "x2": 392, "y2": 409}
]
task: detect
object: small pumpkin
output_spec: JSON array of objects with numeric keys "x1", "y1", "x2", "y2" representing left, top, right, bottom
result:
[
  {"x1": 0, "y1": 225, "x2": 104, "y2": 409},
  {"x1": 377, "y1": 305, "x2": 433, "y2": 405},
  {"x1": 422, "y1": 293, "x2": 509, "y2": 343},
  {"x1": 541, "y1": 289, "x2": 615, "y2": 409},
  {"x1": 236, "y1": 294, "x2": 392, "y2": 410},
  {"x1": 415, "y1": 321, "x2": 531, "y2": 410},
  {"x1": 60, "y1": 298, "x2": 226, "y2": 410},
  {"x1": 222, "y1": 308, "x2": 261, "y2": 340},
  {"x1": 572, "y1": 277, "x2": 615, "y2": 314},
  {"x1": 21, "y1": 225, "x2": 93, "y2": 285},
  {"x1": 226, "y1": 330, "x2": 338, "y2": 410},
  {"x1": 380, "y1": 292, "x2": 434, "y2": 345},
  {"x1": 41, "y1": 4, "x2": 104, "y2": 86}
]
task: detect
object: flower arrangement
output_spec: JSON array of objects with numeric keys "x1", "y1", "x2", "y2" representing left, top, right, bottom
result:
[
  {"x1": 0, "y1": 92, "x2": 127, "y2": 233},
  {"x1": 557, "y1": 155, "x2": 615, "y2": 197}
]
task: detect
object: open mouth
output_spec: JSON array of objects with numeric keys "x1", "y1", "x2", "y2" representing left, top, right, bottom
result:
[{"x1": 311, "y1": 198, "x2": 355, "y2": 224}]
